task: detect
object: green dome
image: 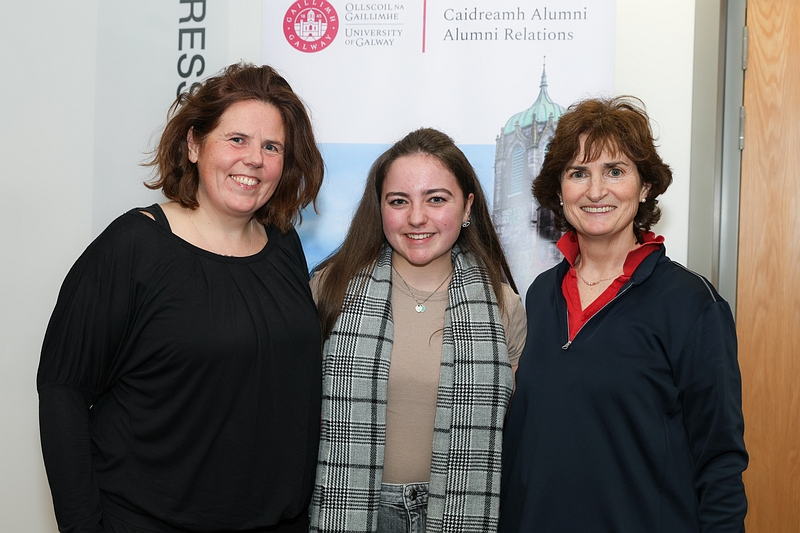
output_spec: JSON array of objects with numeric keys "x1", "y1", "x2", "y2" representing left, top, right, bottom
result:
[{"x1": 503, "y1": 65, "x2": 565, "y2": 135}]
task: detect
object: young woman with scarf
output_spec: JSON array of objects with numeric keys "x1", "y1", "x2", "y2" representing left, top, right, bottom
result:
[{"x1": 308, "y1": 128, "x2": 526, "y2": 533}]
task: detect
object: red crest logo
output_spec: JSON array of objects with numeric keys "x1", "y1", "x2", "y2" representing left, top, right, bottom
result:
[{"x1": 283, "y1": 1, "x2": 339, "y2": 53}]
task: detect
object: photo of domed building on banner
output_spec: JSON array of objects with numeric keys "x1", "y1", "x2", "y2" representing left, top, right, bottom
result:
[{"x1": 493, "y1": 62, "x2": 566, "y2": 294}]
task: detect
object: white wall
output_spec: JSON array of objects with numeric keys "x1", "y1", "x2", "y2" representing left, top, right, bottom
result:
[
  {"x1": 0, "y1": 3, "x2": 98, "y2": 531},
  {"x1": 615, "y1": 1, "x2": 698, "y2": 266},
  {"x1": 0, "y1": 1, "x2": 702, "y2": 529}
]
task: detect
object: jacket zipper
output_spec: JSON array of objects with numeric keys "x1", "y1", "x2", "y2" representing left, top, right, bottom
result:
[{"x1": 561, "y1": 283, "x2": 634, "y2": 350}]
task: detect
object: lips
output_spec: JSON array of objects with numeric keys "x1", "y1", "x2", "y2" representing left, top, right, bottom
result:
[
  {"x1": 231, "y1": 175, "x2": 259, "y2": 186},
  {"x1": 406, "y1": 233, "x2": 434, "y2": 240},
  {"x1": 582, "y1": 206, "x2": 615, "y2": 213}
]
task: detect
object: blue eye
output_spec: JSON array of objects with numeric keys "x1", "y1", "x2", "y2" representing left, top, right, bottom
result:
[
  {"x1": 263, "y1": 142, "x2": 284, "y2": 155},
  {"x1": 609, "y1": 168, "x2": 623, "y2": 177}
]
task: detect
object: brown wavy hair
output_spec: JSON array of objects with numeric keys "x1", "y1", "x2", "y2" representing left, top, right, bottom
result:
[
  {"x1": 144, "y1": 62, "x2": 323, "y2": 232},
  {"x1": 532, "y1": 96, "x2": 673, "y2": 242},
  {"x1": 314, "y1": 128, "x2": 517, "y2": 339}
]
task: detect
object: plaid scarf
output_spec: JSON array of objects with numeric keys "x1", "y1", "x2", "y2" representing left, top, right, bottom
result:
[{"x1": 310, "y1": 245, "x2": 513, "y2": 532}]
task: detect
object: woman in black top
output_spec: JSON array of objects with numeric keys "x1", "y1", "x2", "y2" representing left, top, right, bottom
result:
[{"x1": 38, "y1": 63, "x2": 324, "y2": 533}]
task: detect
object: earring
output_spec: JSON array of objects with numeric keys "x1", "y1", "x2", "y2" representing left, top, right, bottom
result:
[
  {"x1": 640, "y1": 198, "x2": 646, "y2": 203},
  {"x1": 461, "y1": 220, "x2": 471, "y2": 228},
  {"x1": 559, "y1": 198, "x2": 563, "y2": 206}
]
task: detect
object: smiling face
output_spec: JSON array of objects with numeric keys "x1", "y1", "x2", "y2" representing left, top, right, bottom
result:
[
  {"x1": 381, "y1": 153, "x2": 474, "y2": 275},
  {"x1": 188, "y1": 99, "x2": 285, "y2": 221},
  {"x1": 560, "y1": 136, "x2": 651, "y2": 244}
]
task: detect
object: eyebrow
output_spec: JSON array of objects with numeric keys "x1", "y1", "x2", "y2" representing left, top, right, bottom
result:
[
  {"x1": 568, "y1": 160, "x2": 629, "y2": 170},
  {"x1": 384, "y1": 188, "x2": 454, "y2": 198}
]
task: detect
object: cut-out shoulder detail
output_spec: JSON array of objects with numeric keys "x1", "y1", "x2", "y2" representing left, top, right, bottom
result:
[
  {"x1": 134, "y1": 204, "x2": 172, "y2": 231},
  {"x1": 670, "y1": 261, "x2": 718, "y2": 301}
]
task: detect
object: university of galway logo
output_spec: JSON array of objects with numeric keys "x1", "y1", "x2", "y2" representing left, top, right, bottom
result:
[{"x1": 283, "y1": 1, "x2": 339, "y2": 53}]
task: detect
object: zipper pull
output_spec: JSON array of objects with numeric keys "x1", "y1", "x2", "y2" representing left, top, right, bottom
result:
[{"x1": 561, "y1": 341, "x2": 571, "y2": 350}]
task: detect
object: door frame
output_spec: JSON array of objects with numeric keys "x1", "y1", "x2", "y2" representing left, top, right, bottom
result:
[{"x1": 687, "y1": 0, "x2": 746, "y2": 314}]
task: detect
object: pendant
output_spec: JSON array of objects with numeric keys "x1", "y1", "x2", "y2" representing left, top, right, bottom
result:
[{"x1": 415, "y1": 304, "x2": 425, "y2": 313}]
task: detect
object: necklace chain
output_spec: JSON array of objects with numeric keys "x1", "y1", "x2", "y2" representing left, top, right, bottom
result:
[
  {"x1": 575, "y1": 268, "x2": 622, "y2": 286},
  {"x1": 187, "y1": 208, "x2": 254, "y2": 256},
  {"x1": 392, "y1": 266, "x2": 452, "y2": 313}
]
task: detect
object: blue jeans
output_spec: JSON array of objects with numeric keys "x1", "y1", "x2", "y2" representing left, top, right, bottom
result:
[{"x1": 377, "y1": 482, "x2": 429, "y2": 533}]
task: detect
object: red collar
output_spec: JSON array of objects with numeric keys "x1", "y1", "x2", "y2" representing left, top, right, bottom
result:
[
  {"x1": 557, "y1": 231, "x2": 664, "y2": 276},
  {"x1": 557, "y1": 231, "x2": 664, "y2": 341}
]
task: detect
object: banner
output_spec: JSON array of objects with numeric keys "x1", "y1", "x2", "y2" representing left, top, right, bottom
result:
[
  {"x1": 263, "y1": 0, "x2": 616, "y2": 291},
  {"x1": 92, "y1": 0, "x2": 235, "y2": 235}
]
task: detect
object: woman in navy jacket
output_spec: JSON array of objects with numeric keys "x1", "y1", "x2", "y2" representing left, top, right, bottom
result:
[{"x1": 499, "y1": 97, "x2": 747, "y2": 533}]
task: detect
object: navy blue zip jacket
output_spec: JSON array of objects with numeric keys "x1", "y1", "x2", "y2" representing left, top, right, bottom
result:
[{"x1": 500, "y1": 245, "x2": 747, "y2": 533}]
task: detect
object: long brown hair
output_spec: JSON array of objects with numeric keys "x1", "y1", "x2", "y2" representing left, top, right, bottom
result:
[
  {"x1": 144, "y1": 62, "x2": 323, "y2": 232},
  {"x1": 314, "y1": 128, "x2": 516, "y2": 338}
]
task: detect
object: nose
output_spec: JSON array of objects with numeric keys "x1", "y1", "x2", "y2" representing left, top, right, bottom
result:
[
  {"x1": 244, "y1": 144, "x2": 264, "y2": 168},
  {"x1": 408, "y1": 203, "x2": 427, "y2": 226},
  {"x1": 585, "y1": 174, "x2": 607, "y2": 203}
]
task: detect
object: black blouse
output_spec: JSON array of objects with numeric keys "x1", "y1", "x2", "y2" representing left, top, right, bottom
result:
[{"x1": 38, "y1": 205, "x2": 321, "y2": 532}]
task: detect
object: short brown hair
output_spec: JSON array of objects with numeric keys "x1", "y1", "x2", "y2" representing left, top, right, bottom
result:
[
  {"x1": 532, "y1": 96, "x2": 673, "y2": 241},
  {"x1": 145, "y1": 62, "x2": 323, "y2": 232}
]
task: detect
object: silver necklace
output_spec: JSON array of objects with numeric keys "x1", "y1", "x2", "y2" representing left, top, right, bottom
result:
[
  {"x1": 575, "y1": 268, "x2": 622, "y2": 286},
  {"x1": 392, "y1": 266, "x2": 452, "y2": 313},
  {"x1": 187, "y1": 208, "x2": 254, "y2": 256}
]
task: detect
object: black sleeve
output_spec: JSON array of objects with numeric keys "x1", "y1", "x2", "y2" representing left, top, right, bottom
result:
[
  {"x1": 39, "y1": 385, "x2": 103, "y2": 533},
  {"x1": 675, "y1": 301, "x2": 748, "y2": 532},
  {"x1": 37, "y1": 219, "x2": 139, "y2": 533}
]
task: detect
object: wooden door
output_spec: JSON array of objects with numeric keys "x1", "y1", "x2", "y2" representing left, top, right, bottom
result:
[{"x1": 737, "y1": 0, "x2": 800, "y2": 531}]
